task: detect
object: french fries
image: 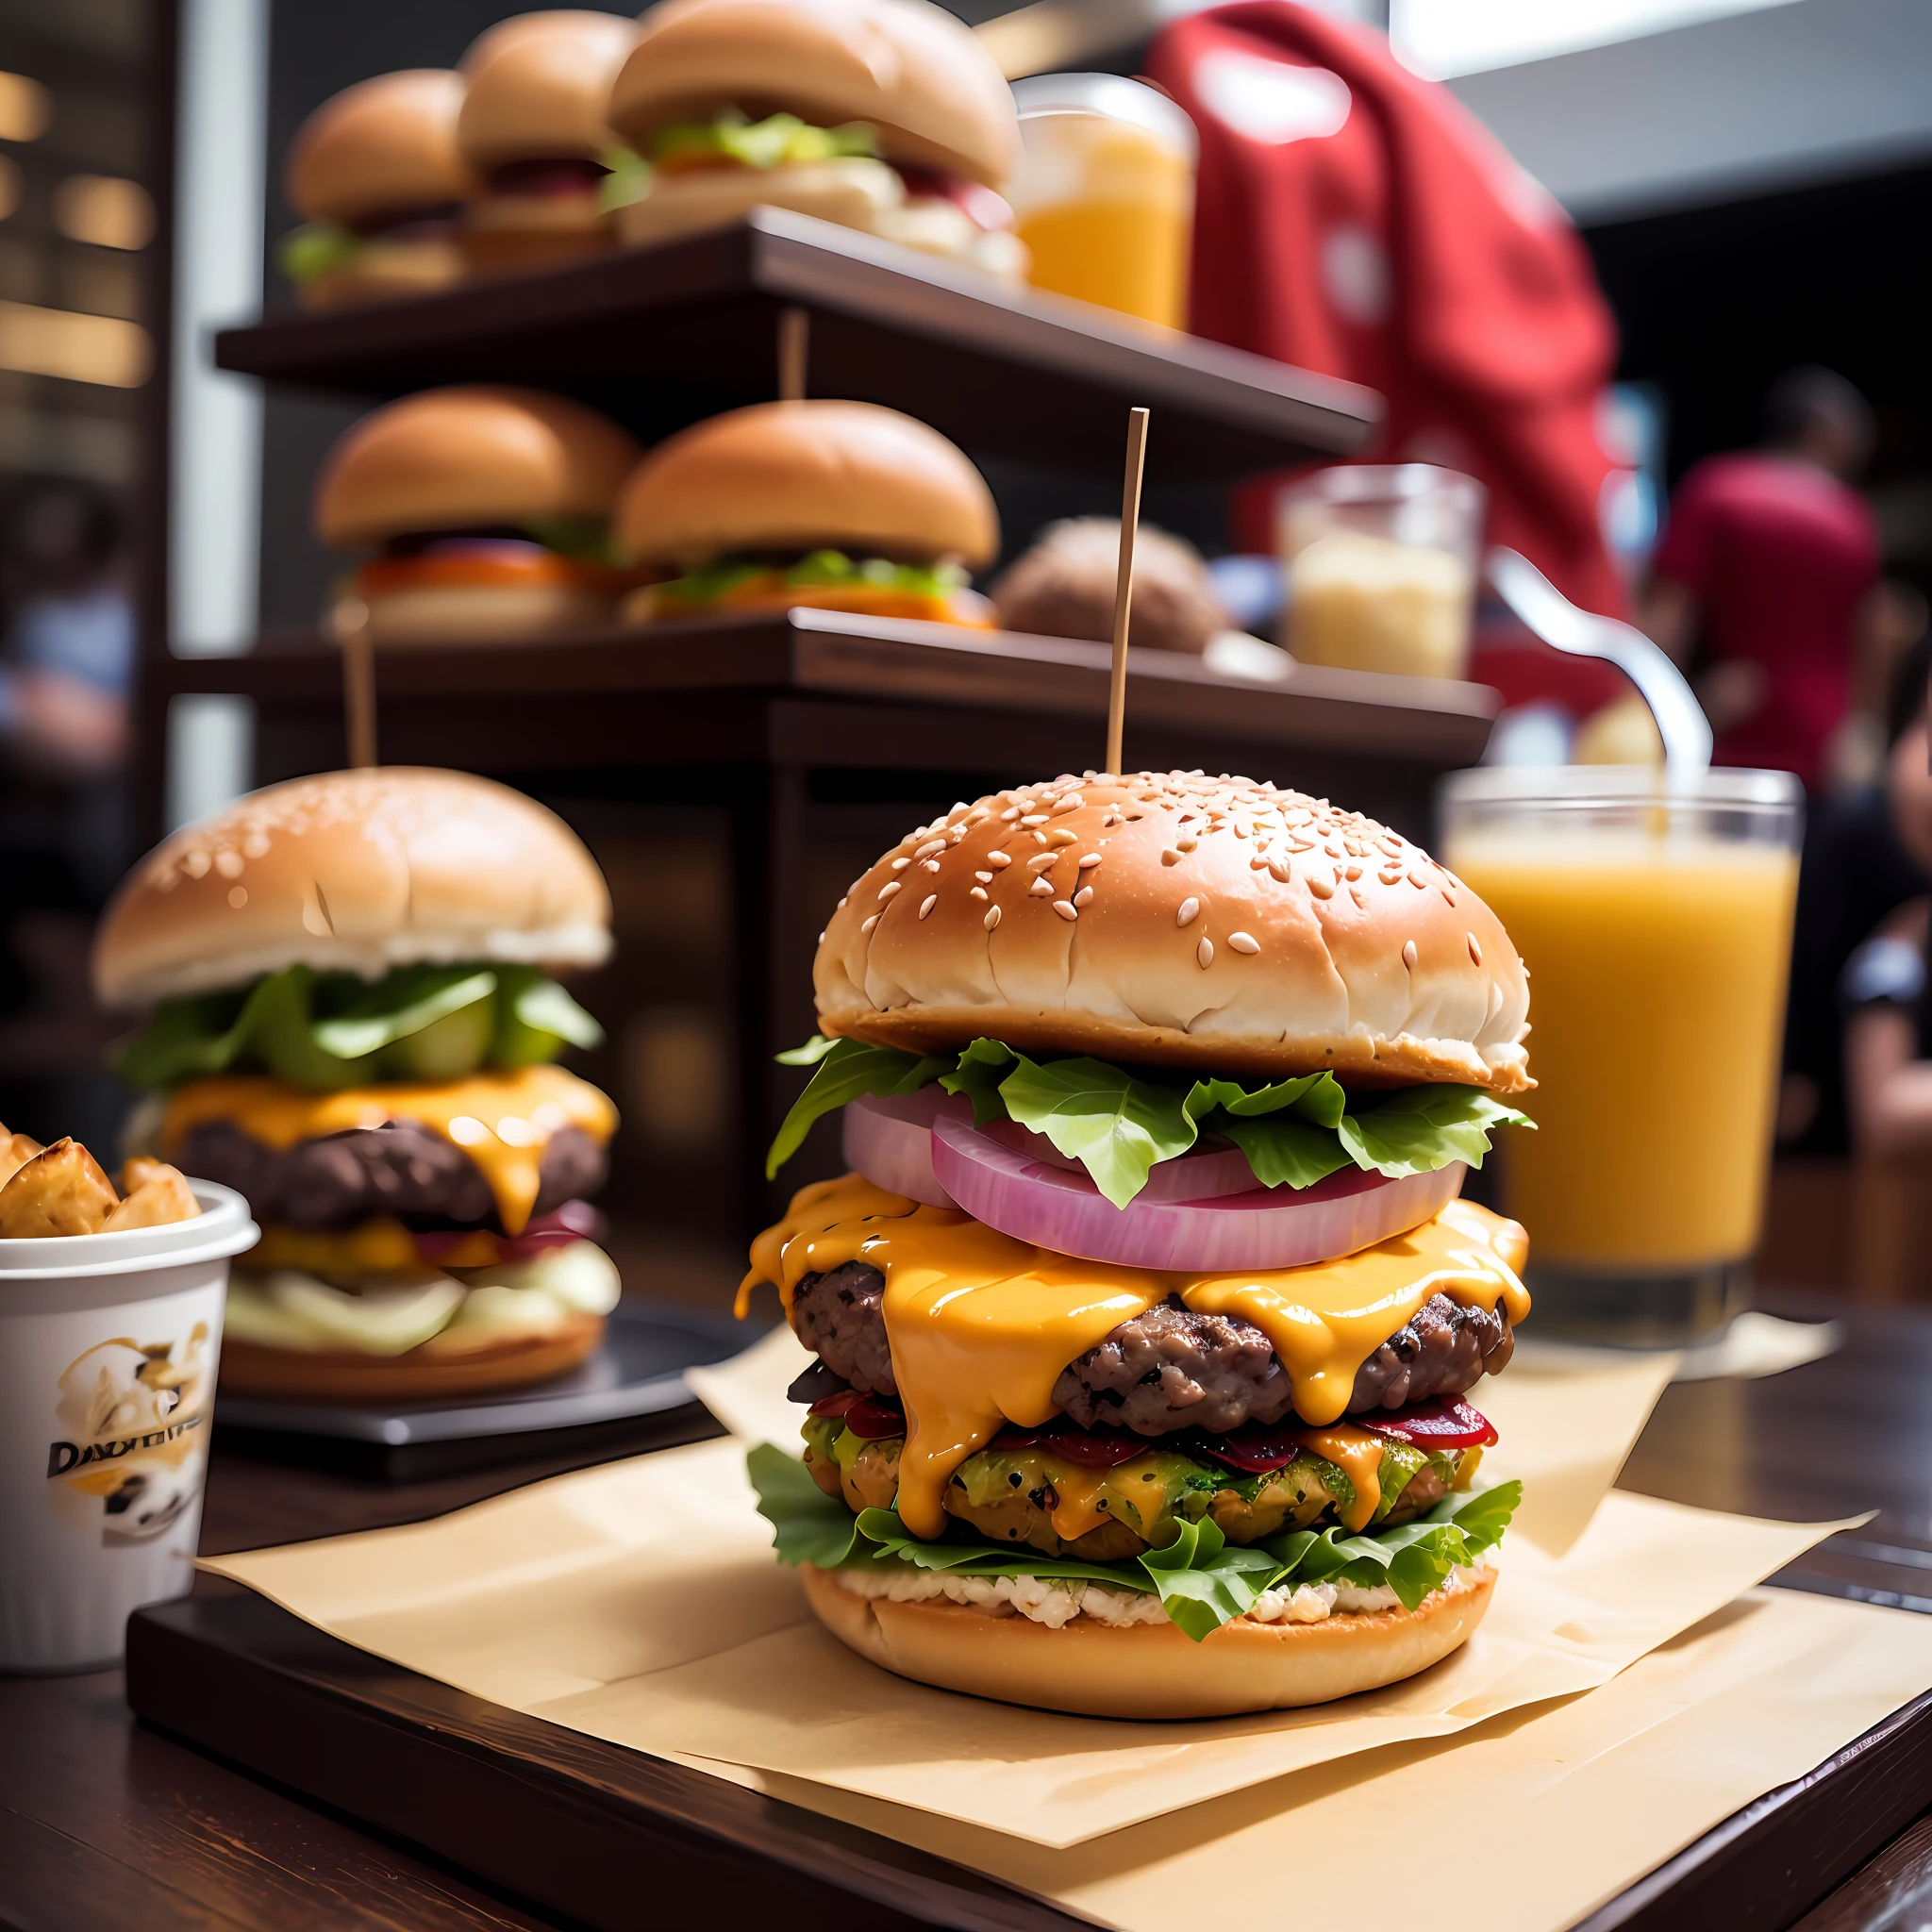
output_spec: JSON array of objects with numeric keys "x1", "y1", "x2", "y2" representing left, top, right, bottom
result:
[{"x1": 0, "y1": 1131, "x2": 200, "y2": 1238}]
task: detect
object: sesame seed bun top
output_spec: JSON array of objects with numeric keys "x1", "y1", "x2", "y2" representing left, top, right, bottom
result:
[
  {"x1": 93, "y1": 768, "x2": 612, "y2": 1008},
  {"x1": 286, "y1": 70, "x2": 474, "y2": 228},
  {"x1": 608, "y1": 0, "x2": 1020, "y2": 189},
  {"x1": 813, "y1": 771, "x2": 1532, "y2": 1092}
]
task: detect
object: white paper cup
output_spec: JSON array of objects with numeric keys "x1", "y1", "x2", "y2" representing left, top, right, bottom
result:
[{"x1": 0, "y1": 1181, "x2": 258, "y2": 1673}]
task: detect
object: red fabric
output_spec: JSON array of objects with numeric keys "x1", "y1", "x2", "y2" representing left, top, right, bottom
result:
[
  {"x1": 1652, "y1": 452, "x2": 1879, "y2": 787},
  {"x1": 1146, "y1": 5, "x2": 1629, "y2": 619}
]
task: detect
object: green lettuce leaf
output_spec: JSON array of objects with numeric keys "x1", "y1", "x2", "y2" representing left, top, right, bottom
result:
[
  {"x1": 111, "y1": 960, "x2": 602, "y2": 1091},
  {"x1": 764, "y1": 1036, "x2": 950, "y2": 1177},
  {"x1": 748, "y1": 1442, "x2": 865, "y2": 1569},
  {"x1": 276, "y1": 221, "x2": 359, "y2": 286},
  {"x1": 650, "y1": 109, "x2": 878, "y2": 173},
  {"x1": 597, "y1": 143, "x2": 651, "y2": 212},
  {"x1": 770, "y1": 1031, "x2": 1532, "y2": 1208},
  {"x1": 746, "y1": 1448, "x2": 1520, "y2": 1642}
]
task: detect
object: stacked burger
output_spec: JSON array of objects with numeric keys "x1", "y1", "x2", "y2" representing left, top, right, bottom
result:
[
  {"x1": 94, "y1": 769, "x2": 623, "y2": 1403},
  {"x1": 746, "y1": 769, "x2": 1535, "y2": 1719},
  {"x1": 606, "y1": 0, "x2": 1026, "y2": 278}
]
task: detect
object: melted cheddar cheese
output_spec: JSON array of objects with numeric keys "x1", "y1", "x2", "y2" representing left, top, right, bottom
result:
[
  {"x1": 161, "y1": 1065, "x2": 616, "y2": 1236},
  {"x1": 743, "y1": 1173, "x2": 1529, "y2": 1540}
]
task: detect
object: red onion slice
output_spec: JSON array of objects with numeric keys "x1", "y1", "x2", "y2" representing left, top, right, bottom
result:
[
  {"x1": 981, "y1": 1118, "x2": 1264, "y2": 1202},
  {"x1": 842, "y1": 1090, "x2": 958, "y2": 1208},
  {"x1": 930, "y1": 1109, "x2": 1465, "y2": 1271}
]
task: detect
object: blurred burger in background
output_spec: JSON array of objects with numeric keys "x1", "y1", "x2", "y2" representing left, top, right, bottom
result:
[
  {"x1": 316, "y1": 386, "x2": 641, "y2": 643},
  {"x1": 992, "y1": 516, "x2": 1229, "y2": 656},
  {"x1": 605, "y1": 0, "x2": 1024, "y2": 279},
  {"x1": 95, "y1": 769, "x2": 622, "y2": 1403},
  {"x1": 458, "y1": 9, "x2": 640, "y2": 275},
  {"x1": 615, "y1": 400, "x2": 996, "y2": 626},
  {"x1": 280, "y1": 70, "x2": 473, "y2": 309}
]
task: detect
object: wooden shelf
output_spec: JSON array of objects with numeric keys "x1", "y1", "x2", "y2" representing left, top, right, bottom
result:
[
  {"x1": 212, "y1": 209, "x2": 1379, "y2": 479},
  {"x1": 154, "y1": 608, "x2": 1495, "y2": 781}
]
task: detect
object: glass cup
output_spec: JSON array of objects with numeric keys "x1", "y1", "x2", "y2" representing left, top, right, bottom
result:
[
  {"x1": 1279, "y1": 464, "x2": 1485, "y2": 681},
  {"x1": 1008, "y1": 75, "x2": 1197, "y2": 331},
  {"x1": 1439, "y1": 766, "x2": 1804, "y2": 1346}
]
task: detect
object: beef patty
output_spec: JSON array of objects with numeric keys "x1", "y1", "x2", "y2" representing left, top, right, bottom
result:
[
  {"x1": 174, "y1": 1119, "x2": 607, "y2": 1230},
  {"x1": 784, "y1": 1259, "x2": 1512, "y2": 1432}
]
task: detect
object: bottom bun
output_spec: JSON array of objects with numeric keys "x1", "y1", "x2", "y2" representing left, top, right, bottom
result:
[
  {"x1": 365, "y1": 582, "x2": 618, "y2": 645},
  {"x1": 462, "y1": 217, "x2": 609, "y2": 278},
  {"x1": 801, "y1": 1562, "x2": 1495, "y2": 1719},
  {"x1": 218, "y1": 1311, "x2": 605, "y2": 1403},
  {"x1": 301, "y1": 238, "x2": 465, "y2": 311}
]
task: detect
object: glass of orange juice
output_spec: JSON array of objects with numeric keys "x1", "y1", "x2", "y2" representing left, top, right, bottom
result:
[
  {"x1": 1007, "y1": 75, "x2": 1196, "y2": 331},
  {"x1": 1441, "y1": 766, "x2": 1803, "y2": 1344}
]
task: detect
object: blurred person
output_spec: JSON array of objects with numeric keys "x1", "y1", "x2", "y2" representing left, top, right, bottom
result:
[
  {"x1": 1642, "y1": 367, "x2": 1881, "y2": 791},
  {"x1": 1837, "y1": 631, "x2": 1932, "y2": 1161},
  {"x1": 0, "y1": 484, "x2": 133, "y2": 782}
]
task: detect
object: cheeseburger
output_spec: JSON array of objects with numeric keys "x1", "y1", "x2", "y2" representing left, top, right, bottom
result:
[
  {"x1": 458, "y1": 10, "x2": 640, "y2": 275},
  {"x1": 605, "y1": 0, "x2": 1025, "y2": 279},
  {"x1": 617, "y1": 400, "x2": 996, "y2": 626},
  {"x1": 94, "y1": 769, "x2": 622, "y2": 1403},
  {"x1": 281, "y1": 71, "x2": 473, "y2": 309},
  {"x1": 316, "y1": 386, "x2": 641, "y2": 644},
  {"x1": 744, "y1": 770, "x2": 1534, "y2": 1718}
]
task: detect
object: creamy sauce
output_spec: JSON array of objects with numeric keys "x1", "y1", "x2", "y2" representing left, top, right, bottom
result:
[
  {"x1": 742, "y1": 1173, "x2": 1529, "y2": 1540},
  {"x1": 162, "y1": 1065, "x2": 616, "y2": 1235}
]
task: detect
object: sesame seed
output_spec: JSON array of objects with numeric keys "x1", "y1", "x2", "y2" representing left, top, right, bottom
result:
[
  {"x1": 919, "y1": 895, "x2": 938, "y2": 920},
  {"x1": 1046, "y1": 828, "x2": 1077, "y2": 847},
  {"x1": 974, "y1": 870, "x2": 993, "y2": 883},
  {"x1": 984, "y1": 906, "x2": 1002, "y2": 931},
  {"x1": 1196, "y1": 937, "x2": 1214, "y2": 969},
  {"x1": 1026, "y1": 852, "x2": 1058, "y2": 872},
  {"x1": 1074, "y1": 886, "x2": 1093, "y2": 908},
  {"x1": 837, "y1": 896, "x2": 848, "y2": 909},
  {"x1": 1345, "y1": 865, "x2": 1362, "y2": 881},
  {"x1": 1268, "y1": 860, "x2": 1291, "y2": 883},
  {"x1": 1161, "y1": 848, "x2": 1183, "y2": 866},
  {"x1": 1077, "y1": 852, "x2": 1103, "y2": 868},
  {"x1": 987, "y1": 851, "x2": 1011, "y2": 868},
  {"x1": 1032, "y1": 831, "x2": 1049, "y2": 847},
  {"x1": 1000, "y1": 807, "x2": 1020, "y2": 822},
  {"x1": 1053, "y1": 901, "x2": 1078, "y2": 921},
  {"x1": 1442, "y1": 890, "x2": 1457, "y2": 906},
  {"x1": 1408, "y1": 873, "x2": 1426, "y2": 889},
  {"x1": 1379, "y1": 869, "x2": 1403, "y2": 886},
  {"x1": 971, "y1": 887, "x2": 988, "y2": 902},
  {"x1": 1177, "y1": 837, "x2": 1198, "y2": 853},
  {"x1": 1176, "y1": 897, "x2": 1201, "y2": 927},
  {"x1": 1022, "y1": 814, "x2": 1049, "y2": 826},
  {"x1": 861, "y1": 914, "x2": 879, "y2": 934},
  {"x1": 1467, "y1": 933, "x2": 1483, "y2": 965},
  {"x1": 1403, "y1": 941, "x2": 1418, "y2": 970},
  {"x1": 915, "y1": 839, "x2": 946, "y2": 859},
  {"x1": 1051, "y1": 794, "x2": 1084, "y2": 814},
  {"x1": 227, "y1": 885, "x2": 248, "y2": 908},
  {"x1": 1228, "y1": 931, "x2": 1259, "y2": 955},
  {"x1": 1029, "y1": 877, "x2": 1055, "y2": 896},
  {"x1": 878, "y1": 881, "x2": 901, "y2": 901},
  {"x1": 1308, "y1": 877, "x2": 1335, "y2": 900}
]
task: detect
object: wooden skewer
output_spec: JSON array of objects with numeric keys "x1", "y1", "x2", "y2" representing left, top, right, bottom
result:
[
  {"x1": 1107, "y1": 407, "x2": 1151, "y2": 777},
  {"x1": 778, "y1": 307, "x2": 809, "y2": 403},
  {"x1": 331, "y1": 597, "x2": 377, "y2": 769}
]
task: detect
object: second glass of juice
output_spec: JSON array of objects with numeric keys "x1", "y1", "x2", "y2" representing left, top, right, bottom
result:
[
  {"x1": 1007, "y1": 75, "x2": 1196, "y2": 331},
  {"x1": 1441, "y1": 766, "x2": 1803, "y2": 1344}
]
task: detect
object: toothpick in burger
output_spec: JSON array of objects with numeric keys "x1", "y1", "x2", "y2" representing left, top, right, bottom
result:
[
  {"x1": 94, "y1": 769, "x2": 623, "y2": 1403},
  {"x1": 605, "y1": 0, "x2": 1025, "y2": 280},
  {"x1": 616, "y1": 400, "x2": 996, "y2": 627},
  {"x1": 279, "y1": 70, "x2": 474, "y2": 309},
  {"x1": 316, "y1": 386, "x2": 641, "y2": 644},
  {"x1": 744, "y1": 770, "x2": 1535, "y2": 1718}
]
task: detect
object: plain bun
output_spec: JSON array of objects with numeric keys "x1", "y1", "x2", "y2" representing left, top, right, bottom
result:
[
  {"x1": 219, "y1": 1313, "x2": 605, "y2": 1402},
  {"x1": 287, "y1": 70, "x2": 473, "y2": 226},
  {"x1": 802, "y1": 1562, "x2": 1495, "y2": 1718},
  {"x1": 315, "y1": 387, "x2": 640, "y2": 549},
  {"x1": 617, "y1": 401, "x2": 998, "y2": 568},
  {"x1": 608, "y1": 0, "x2": 1019, "y2": 187},
  {"x1": 458, "y1": 10, "x2": 639, "y2": 171},
  {"x1": 814, "y1": 771, "x2": 1533, "y2": 1092},
  {"x1": 93, "y1": 767, "x2": 612, "y2": 1007}
]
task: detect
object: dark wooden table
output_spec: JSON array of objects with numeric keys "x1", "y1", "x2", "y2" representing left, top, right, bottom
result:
[{"x1": 6, "y1": 1284, "x2": 1930, "y2": 1932}]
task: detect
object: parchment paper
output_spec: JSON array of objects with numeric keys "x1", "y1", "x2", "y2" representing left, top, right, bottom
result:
[{"x1": 201, "y1": 1410, "x2": 1864, "y2": 1847}]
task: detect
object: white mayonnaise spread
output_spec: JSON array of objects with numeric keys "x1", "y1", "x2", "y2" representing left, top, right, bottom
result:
[{"x1": 825, "y1": 1561, "x2": 1486, "y2": 1631}]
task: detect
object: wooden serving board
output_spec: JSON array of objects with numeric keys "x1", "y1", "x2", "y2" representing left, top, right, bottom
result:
[{"x1": 126, "y1": 1585, "x2": 1932, "y2": 1932}]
